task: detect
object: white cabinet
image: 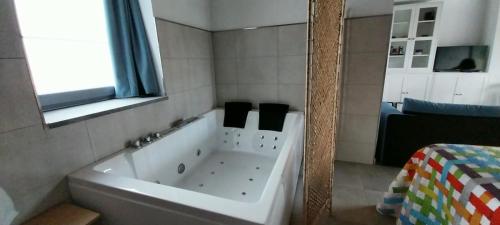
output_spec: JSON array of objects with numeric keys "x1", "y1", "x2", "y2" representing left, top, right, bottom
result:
[
  {"x1": 402, "y1": 75, "x2": 429, "y2": 101},
  {"x1": 384, "y1": 73, "x2": 487, "y2": 105},
  {"x1": 382, "y1": 74, "x2": 429, "y2": 102},
  {"x1": 453, "y1": 76, "x2": 485, "y2": 104},
  {"x1": 428, "y1": 74, "x2": 457, "y2": 103},
  {"x1": 426, "y1": 74, "x2": 486, "y2": 104},
  {"x1": 482, "y1": 77, "x2": 500, "y2": 105},
  {"x1": 387, "y1": 2, "x2": 442, "y2": 73},
  {"x1": 382, "y1": 74, "x2": 404, "y2": 102},
  {"x1": 381, "y1": 2, "x2": 488, "y2": 106}
]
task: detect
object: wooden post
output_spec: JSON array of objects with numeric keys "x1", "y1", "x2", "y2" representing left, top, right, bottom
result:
[{"x1": 304, "y1": 0, "x2": 345, "y2": 224}]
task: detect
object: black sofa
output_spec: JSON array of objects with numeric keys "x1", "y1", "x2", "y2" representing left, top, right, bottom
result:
[{"x1": 375, "y1": 99, "x2": 500, "y2": 167}]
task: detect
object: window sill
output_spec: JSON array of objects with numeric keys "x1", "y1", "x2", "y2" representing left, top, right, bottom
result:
[{"x1": 43, "y1": 96, "x2": 168, "y2": 128}]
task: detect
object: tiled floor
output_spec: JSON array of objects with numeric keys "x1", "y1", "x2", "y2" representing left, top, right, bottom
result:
[
  {"x1": 290, "y1": 161, "x2": 401, "y2": 225},
  {"x1": 325, "y1": 161, "x2": 400, "y2": 225}
]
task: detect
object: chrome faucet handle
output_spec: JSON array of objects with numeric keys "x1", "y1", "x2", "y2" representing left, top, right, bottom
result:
[
  {"x1": 153, "y1": 132, "x2": 161, "y2": 138},
  {"x1": 131, "y1": 140, "x2": 142, "y2": 148},
  {"x1": 143, "y1": 136, "x2": 152, "y2": 143}
]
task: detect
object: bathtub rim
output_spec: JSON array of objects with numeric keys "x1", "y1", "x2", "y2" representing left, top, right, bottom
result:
[{"x1": 68, "y1": 109, "x2": 304, "y2": 224}]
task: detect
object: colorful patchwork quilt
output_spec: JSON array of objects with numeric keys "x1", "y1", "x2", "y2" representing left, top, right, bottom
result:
[{"x1": 376, "y1": 144, "x2": 500, "y2": 225}]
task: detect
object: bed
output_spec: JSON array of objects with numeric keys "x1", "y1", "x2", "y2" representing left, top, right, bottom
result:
[{"x1": 376, "y1": 144, "x2": 499, "y2": 225}]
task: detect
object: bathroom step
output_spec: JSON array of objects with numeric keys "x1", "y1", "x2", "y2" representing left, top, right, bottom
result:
[{"x1": 23, "y1": 203, "x2": 100, "y2": 225}]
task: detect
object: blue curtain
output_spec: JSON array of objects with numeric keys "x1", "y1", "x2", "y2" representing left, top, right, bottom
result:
[{"x1": 104, "y1": 0, "x2": 161, "y2": 98}]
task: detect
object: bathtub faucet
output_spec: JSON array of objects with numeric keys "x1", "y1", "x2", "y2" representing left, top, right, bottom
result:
[
  {"x1": 146, "y1": 132, "x2": 162, "y2": 141},
  {"x1": 172, "y1": 117, "x2": 199, "y2": 128},
  {"x1": 130, "y1": 139, "x2": 142, "y2": 149},
  {"x1": 129, "y1": 132, "x2": 162, "y2": 149},
  {"x1": 142, "y1": 136, "x2": 152, "y2": 143}
]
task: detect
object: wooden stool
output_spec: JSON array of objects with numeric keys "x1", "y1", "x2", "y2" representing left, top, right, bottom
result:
[{"x1": 23, "y1": 204, "x2": 100, "y2": 225}]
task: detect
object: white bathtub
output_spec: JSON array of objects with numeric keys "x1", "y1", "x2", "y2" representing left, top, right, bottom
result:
[{"x1": 69, "y1": 109, "x2": 304, "y2": 225}]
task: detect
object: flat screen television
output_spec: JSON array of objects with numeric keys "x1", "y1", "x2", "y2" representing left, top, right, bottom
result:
[{"x1": 433, "y1": 46, "x2": 489, "y2": 72}]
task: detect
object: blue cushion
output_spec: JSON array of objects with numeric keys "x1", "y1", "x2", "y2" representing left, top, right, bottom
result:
[
  {"x1": 381, "y1": 102, "x2": 402, "y2": 116},
  {"x1": 402, "y1": 98, "x2": 500, "y2": 118}
]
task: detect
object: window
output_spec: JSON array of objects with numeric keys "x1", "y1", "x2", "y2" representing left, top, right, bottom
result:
[{"x1": 15, "y1": 0, "x2": 116, "y2": 111}]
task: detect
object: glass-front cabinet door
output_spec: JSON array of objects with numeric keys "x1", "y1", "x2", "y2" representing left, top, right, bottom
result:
[
  {"x1": 388, "y1": 41, "x2": 408, "y2": 69},
  {"x1": 387, "y1": 3, "x2": 441, "y2": 73},
  {"x1": 415, "y1": 7, "x2": 437, "y2": 38},
  {"x1": 411, "y1": 6, "x2": 438, "y2": 70},
  {"x1": 391, "y1": 9, "x2": 412, "y2": 39},
  {"x1": 388, "y1": 7, "x2": 413, "y2": 70},
  {"x1": 411, "y1": 40, "x2": 432, "y2": 68}
]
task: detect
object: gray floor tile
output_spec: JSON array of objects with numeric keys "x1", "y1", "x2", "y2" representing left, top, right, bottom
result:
[
  {"x1": 327, "y1": 161, "x2": 399, "y2": 225},
  {"x1": 290, "y1": 161, "x2": 399, "y2": 225}
]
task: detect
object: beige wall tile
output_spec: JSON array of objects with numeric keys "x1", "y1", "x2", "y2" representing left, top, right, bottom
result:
[
  {"x1": 13, "y1": 179, "x2": 69, "y2": 225},
  {"x1": 341, "y1": 84, "x2": 383, "y2": 116},
  {"x1": 336, "y1": 141, "x2": 376, "y2": 165},
  {"x1": 213, "y1": 30, "x2": 238, "y2": 59},
  {"x1": 237, "y1": 27, "x2": 278, "y2": 58},
  {"x1": 338, "y1": 114, "x2": 379, "y2": 144},
  {"x1": 0, "y1": 0, "x2": 24, "y2": 59},
  {"x1": 278, "y1": 84, "x2": 305, "y2": 111},
  {"x1": 85, "y1": 110, "x2": 135, "y2": 159},
  {"x1": 191, "y1": 85, "x2": 216, "y2": 115},
  {"x1": 215, "y1": 84, "x2": 238, "y2": 106},
  {"x1": 345, "y1": 16, "x2": 392, "y2": 54},
  {"x1": 85, "y1": 99, "x2": 179, "y2": 161},
  {"x1": 278, "y1": 55, "x2": 307, "y2": 85},
  {"x1": 345, "y1": 52, "x2": 387, "y2": 86},
  {"x1": 184, "y1": 27, "x2": 213, "y2": 58},
  {"x1": 128, "y1": 100, "x2": 177, "y2": 135},
  {"x1": 214, "y1": 59, "x2": 238, "y2": 84},
  {"x1": 278, "y1": 23, "x2": 307, "y2": 56},
  {"x1": 237, "y1": 57, "x2": 278, "y2": 84},
  {"x1": 0, "y1": 122, "x2": 94, "y2": 223},
  {"x1": 336, "y1": 15, "x2": 392, "y2": 164},
  {"x1": 202, "y1": 85, "x2": 216, "y2": 113},
  {"x1": 163, "y1": 58, "x2": 190, "y2": 94},
  {"x1": 0, "y1": 30, "x2": 25, "y2": 59},
  {"x1": 156, "y1": 20, "x2": 188, "y2": 58},
  {"x1": 0, "y1": 59, "x2": 41, "y2": 133},
  {"x1": 0, "y1": 0, "x2": 17, "y2": 32},
  {"x1": 169, "y1": 91, "x2": 193, "y2": 120},
  {"x1": 237, "y1": 84, "x2": 278, "y2": 107},
  {"x1": 213, "y1": 24, "x2": 307, "y2": 111},
  {"x1": 188, "y1": 58, "x2": 214, "y2": 89}
]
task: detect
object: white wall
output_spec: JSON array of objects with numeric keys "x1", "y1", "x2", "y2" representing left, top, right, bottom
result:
[
  {"x1": 484, "y1": 0, "x2": 500, "y2": 74},
  {"x1": 483, "y1": 0, "x2": 500, "y2": 46},
  {"x1": 483, "y1": 1, "x2": 500, "y2": 105},
  {"x1": 210, "y1": 0, "x2": 308, "y2": 31},
  {"x1": 490, "y1": 7, "x2": 500, "y2": 76},
  {"x1": 151, "y1": 0, "x2": 211, "y2": 30},
  {"x1": 438, "y1": 0, "x2": 489, "y2": 46}
]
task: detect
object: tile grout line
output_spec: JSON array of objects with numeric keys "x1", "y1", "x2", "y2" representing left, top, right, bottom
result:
[
  {"x1": 83, "y1": 121, "x2": 99, "y2": 162},
  {"x1": 276, "y1": 27, "x2": 280, "y2": 101},
  {"x1": 0, "y1": 57, "x2": 25, "y2": 60},
  {"x1": 235, "y1": 31, "x2": 241, "y2": 101},
  {"x1": 0, "y1": 123, "x2": 39, "y2": 136}
]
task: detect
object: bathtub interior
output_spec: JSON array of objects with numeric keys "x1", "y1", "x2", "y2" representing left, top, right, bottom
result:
[{"x1": 92, "y1": 109, "x2": 299, "y2": 203}]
